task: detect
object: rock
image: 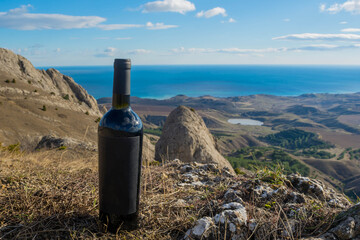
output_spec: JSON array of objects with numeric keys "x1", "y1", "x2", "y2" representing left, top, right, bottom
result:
[
  {"x1": 214, "y1": 202, "x2": 247, "y2": 226},
  {"x1": 331, "y1": 217, "x2": 356, "y2": 240},
  {"x1": 99, "y1": 105, "x2": 108, "y2": 115},
  {"x1": 155, "y1": 106, "x2": 234, "y2": 174},
  {"x1": 286, "y1": 192, "x2": 306, "y2": 204},
  {"x1": 35, "y1": 135, "x2": 95, "y2": 151},
  {"x1": 287, "y1": 174, "x2": 326, "y2": 200},
  {"x1": 184, "y1": 217, "x2": 214, "y2": 240},
  {"x1": 248, "y1": 219, "x2": 257, "y2": 231},
  {"x1": 287, "y1": 174, "x2": 351, "y2": 208},
  {"x1": 301, "y1": 233, "x2": 338, "y2": 240},
  {"x1": 224, "y1": 188, "x2": 244, "y2": 204}
]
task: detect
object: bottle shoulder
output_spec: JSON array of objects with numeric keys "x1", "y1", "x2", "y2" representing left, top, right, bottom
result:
[{"x1": 99, "y1": 107, "x2": 143, "y2": 133}]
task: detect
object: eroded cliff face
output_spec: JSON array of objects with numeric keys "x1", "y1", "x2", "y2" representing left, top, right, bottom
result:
[
  {"x1": 155, "y1": 105, "x2": 235, "y2": 173},
  {"x1": 0, "y1": 48, "x2": 100, "y2": 116}
]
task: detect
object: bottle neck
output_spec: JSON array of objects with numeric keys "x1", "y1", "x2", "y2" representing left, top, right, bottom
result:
[
  {"x1": 112, "y1": 62, "x2": 131, "y2": 109},
  {"x1": 112, "y1": 94, "x2": 130, "y2": 109}
]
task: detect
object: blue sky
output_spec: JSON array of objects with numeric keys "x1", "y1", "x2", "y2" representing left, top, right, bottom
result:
[{"x1": 1, "y1": 0, "x2": 360, "y2": 66}]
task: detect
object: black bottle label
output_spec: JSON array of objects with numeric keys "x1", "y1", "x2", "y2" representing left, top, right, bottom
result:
[{"x1": 98, "y1": 134, "x2": 140, "y2": 215}]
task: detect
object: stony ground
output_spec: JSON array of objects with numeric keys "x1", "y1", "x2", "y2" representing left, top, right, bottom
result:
[{"x1": 0, "y1": 149, "x2": 359, "y2": 239}]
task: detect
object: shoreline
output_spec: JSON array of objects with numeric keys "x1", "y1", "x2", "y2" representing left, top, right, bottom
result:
[{"x1": 97, "y1": 91, "x2": 360, "y2": 102}]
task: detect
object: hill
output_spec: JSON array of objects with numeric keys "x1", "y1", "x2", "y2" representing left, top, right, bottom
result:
[
  {"x1": 99, "y1": 93, "x2": 360, "y2": 200},
  {"x1": 0, "y1": 48, "x2": 101, "y2": 148}
]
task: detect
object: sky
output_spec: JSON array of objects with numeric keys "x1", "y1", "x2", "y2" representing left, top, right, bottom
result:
[{"x1": 1, "y1": 0, "x2": 360, "y2": 66}]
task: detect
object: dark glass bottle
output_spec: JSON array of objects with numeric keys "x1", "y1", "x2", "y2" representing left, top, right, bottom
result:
[{"x1": 98, "y1": 59, "x2": 143, "y2": 232}]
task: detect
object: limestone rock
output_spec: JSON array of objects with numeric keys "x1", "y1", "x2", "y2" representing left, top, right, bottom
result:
[
  {"x1": 331, "y1": 217, "x2": 356, "y2": 240},
  {"x1": 155, "y1": 106, "x2": 234, "y2": 173},
  {"x1": 184, "y1": 217, "x2": 214, "y2": 240},
  {"x1": 287, "y1": 173, "x2": 351, "y2": 207}
]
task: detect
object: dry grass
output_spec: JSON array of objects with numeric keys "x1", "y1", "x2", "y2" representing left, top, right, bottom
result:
[
  {"x1": 0, "y1": 150, "x2": 223, "y2": 239},
  {"x1": 0, "y1": 150, "x2": 344, "y2": 239}
]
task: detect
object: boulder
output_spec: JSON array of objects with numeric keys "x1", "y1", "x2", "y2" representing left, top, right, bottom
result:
[{"x1": 155, "y1": 106, "x2": 234, "y2": 173}]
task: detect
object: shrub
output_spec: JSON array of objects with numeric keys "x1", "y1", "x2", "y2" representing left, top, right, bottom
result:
[
  {"x1": 58, "y1": 146, "x2": 67, "y2": 150},
  {"x1": 50, "y1": 92, "x2": 55, "y2": 95},
  {"x1": 143, "y1": 128, "x2": 162, "y2": 136},
  {"x1": 41, "y1": 105, "x2": 46, "y2": 111},
  {"x1": 12, "y1": 79, "x2": 16, "y2": 83},
  {"x1": 34, "y1": 89, "x2": 37, "y2": 92},
  {"x1": 28, "y1": 80, "x2": 32, "y2": 84},
  {"x1": 5, "y1": 143, "x2": 20, "y2": 153},
  {"x1": 234, "y1": 168, "x2": 245, "y2": 175},
  {"x1": 85, "y1": 111, "x2": 89, "y2": 115},
  {"x1": 95, "y1": 117, "x2": 101, "y2": 123},
  {"x1": 5, "y1": 80, "x2": 10, "y2": 83},
  {"x1": 63, "y1": 94, "x2": 69, "y2": 100},
  {"x1": 256, "y1": 164, "x2": 287, "y2": 186}
]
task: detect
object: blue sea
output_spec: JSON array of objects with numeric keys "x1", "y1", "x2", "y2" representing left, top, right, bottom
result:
[{"x1": 48, "y1": 65, "x2": 360, "y2": 100}]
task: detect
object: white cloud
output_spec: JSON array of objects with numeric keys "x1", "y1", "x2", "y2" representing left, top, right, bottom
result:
[
  {"x1": 95, "y1": 47, "x2": 117, "y2": 57},
  {"x1": 142, "y1": 0, "x2": 195, "y2": 14},
  {"x1": 320, "y1": 0, "x2": 360, "y2": 14},
  {"x1": 341, "y1": 28, "x2": 360, "y2": 32},
  {"x1": 128, "y1": 49, "x2": 152, "y2": 54},
  {"x1": 0, "y1": 5, "x2": 177, "y2": 32},
  {"x1": 221, "y1": 18, "x2": 236, "y2": 24},
  {"x1": 320, "y1": 4, "x2": 327, "y2": 12},
  {"x1": 340, "y1": 21, "x2": 348, "y2": 24},
  {"x1": 146, "y1": 22, "x2": 178, "y2": 30},
  {"x1": 97, "y1": 24, "x2": 143, "y2": 30},
  {"x1": 196, "y1": 7, "x2": 227, "y2": 18},
  {"x1": 54, "y1": 48, "x2": 61, "y2": 53},
  {"x1": 283, "y1": 18, "x2": 291, "y2": 22},
  {"x1": 171, "y1": 47, "x2": 286, "y2": 54},
  {"x1": 0, "y1": 4, "x2": 106, "y2": 30},
  {"x1": 291, "y1": 44, "x2": 353, "y2": 51},
  {"x1": 171, "y1": 44, "x2": 360, "y2": 55},
  {"x1": 229, "y1": 18, "x2": 236, "y2": 23},
  {"x1": 273, "y1": 33, "x2": 360, "y2": 41}
]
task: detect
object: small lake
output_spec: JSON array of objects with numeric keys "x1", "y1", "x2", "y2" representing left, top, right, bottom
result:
[{"x1": 228, "y1": 118, "x2": 264, "y2": 126}]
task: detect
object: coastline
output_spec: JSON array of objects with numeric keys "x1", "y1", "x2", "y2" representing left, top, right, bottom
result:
[{"x1": 33, "y1": 65, "x2": 360, "y2": 100}]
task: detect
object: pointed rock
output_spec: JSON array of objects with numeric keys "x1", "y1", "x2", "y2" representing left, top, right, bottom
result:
[{"x1": 155, "y1": 106, "x2": 234, "y2": 174}]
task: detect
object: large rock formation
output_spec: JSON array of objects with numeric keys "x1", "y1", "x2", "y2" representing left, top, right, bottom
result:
[
  {"x1": 0, "y1": 48, "x2": 100, "y2": 116},
  {"x1": 155, "y1": 106, "x2": 234, "y2": 173}
]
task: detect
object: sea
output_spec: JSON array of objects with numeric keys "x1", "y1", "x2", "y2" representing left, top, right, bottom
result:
[{"x1": 45, "y1": 65, "x2": 360, "y2": 100}]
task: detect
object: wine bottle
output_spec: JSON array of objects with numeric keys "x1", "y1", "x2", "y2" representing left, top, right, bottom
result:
[{"x1": 98, "y1": 59, "x2": 143, "y2": 232}]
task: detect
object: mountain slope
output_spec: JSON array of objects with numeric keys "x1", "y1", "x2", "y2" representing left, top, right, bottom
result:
[{"x1": 0, "y1": 48, "x2": 101, "y2": 147}]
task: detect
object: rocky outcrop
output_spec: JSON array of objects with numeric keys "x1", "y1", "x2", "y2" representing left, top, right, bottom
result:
[
  {"x1": 155, "y1": 106, "x2": 234, "y2": 173},
  {"x1": 35, "y1": 135, "x2": 96, "y2": 151},
  {"x1": 0, "y1": 48, "x2": 100, "y2": 116},
  {"x1": 168, "y1": 160, "x2": 354, "y2": 240}
]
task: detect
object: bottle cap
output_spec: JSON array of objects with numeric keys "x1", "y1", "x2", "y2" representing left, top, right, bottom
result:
[{"x1": 114, "y1": 59, "x2": 131, "y2": 69}]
